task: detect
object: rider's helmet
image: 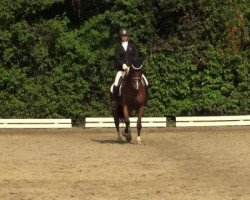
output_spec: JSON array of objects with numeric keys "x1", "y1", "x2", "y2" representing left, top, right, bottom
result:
[{"x1": 119, "y1": 28, "x2": 129, "y2": 36}]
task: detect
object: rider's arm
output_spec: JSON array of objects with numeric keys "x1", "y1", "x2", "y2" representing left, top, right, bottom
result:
[
  {"x1": 115, "y1": 46, "x2": 124, "y2": 70},
  {"x1": 133, "y1": 43, "x2": 139, "y2": 58},
  {"x1": 128, "y1": 42, "x2": 140, "y2": 67}
]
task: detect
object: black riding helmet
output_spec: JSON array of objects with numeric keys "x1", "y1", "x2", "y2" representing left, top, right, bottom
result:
[{"x1": 119, "y1": 28, "x2": 129, "y2": 36}]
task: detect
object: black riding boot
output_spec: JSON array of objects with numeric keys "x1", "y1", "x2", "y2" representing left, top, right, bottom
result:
[
  {"x1": 112, "y1": 85, "x2": 119, "y2": 109},
  {"x1": 112, "y1": 85, "x2": 119, "y2": 102}
]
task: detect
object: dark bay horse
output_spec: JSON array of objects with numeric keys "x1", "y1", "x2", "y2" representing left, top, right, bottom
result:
[{"x1": 112, "y1": 61, "x2": 147, "y2": 144}]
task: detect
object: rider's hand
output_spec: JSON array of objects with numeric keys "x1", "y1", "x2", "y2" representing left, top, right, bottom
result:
[
  {"x1": 123, "y1": 64, "x2": 130, "y2": 74},
  {"x1": 122, "y1": 64, "x2": 128, "y2": 70}
]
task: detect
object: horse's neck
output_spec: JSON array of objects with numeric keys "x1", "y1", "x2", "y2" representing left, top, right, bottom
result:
[
  {"x1": 123, "y1": 77, "x2": 143, "y2": 90},
  {"x1": 123, "y1": 76, "x2": 133, "y2": 85}
]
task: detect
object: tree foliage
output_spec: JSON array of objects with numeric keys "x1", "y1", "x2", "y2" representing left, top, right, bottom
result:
[{"x1": 0, "y1": 0, "x2": 249, "y2": 123}]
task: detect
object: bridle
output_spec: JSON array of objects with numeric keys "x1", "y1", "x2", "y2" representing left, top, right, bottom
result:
[
  {"x1": 130, "y1": 64, "x2": 143, "y2": 90},
  {"x1": 131, "y1": 64, "x2": 143, "y2": 70}
]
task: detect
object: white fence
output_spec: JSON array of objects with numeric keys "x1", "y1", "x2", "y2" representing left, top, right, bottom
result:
[
  {"x1": 85, "y1": 117, "x2": 167, "y2": 128},
  {"x1": 176, "y1": 115, "x2": 250, "y2": 127},
  {"x1": 1, "y1": 116, "x2": 249, "y2": 128},
  {"x1": 0, "y1": 119, "x2": 72, "y2": 128}
]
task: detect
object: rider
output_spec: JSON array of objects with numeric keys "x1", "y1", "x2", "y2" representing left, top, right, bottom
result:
[{"x1": 112, "y1": 28, "x2": 148, "y2": 101}]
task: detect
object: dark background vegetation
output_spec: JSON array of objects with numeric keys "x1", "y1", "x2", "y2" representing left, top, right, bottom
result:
[{"x1": 0, "y1": 0, "x2": 249, "y2": 123}]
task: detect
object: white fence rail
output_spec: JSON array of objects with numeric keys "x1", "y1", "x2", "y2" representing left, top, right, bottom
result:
[
  {"x1": 85, "y1": 117, "x2": 167, "y2": 128},
  {"x1": 0, "y1": 119, "x2": 72, "y2": 128},
  {"x1": 176, "y1": 115, "x2": 250, "y2": 127},
  {"x1": 2, "y1": 115, "x2": 249, "y2": 128}
]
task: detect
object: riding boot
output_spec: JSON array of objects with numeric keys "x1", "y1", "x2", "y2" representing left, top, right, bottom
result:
[
  {"x1": 113, "y1": 85, "x2": 119, "y2": 100},
  {"x1": 113, "y1": 85, "x2": 119, "y2": 103}
]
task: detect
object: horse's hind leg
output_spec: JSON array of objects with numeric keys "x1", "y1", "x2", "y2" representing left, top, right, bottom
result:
[{"x1": 136, "y1": 106, "x2": 144, "y2": 144}]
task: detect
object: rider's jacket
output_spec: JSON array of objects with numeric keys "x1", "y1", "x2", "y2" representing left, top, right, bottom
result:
[{"x1": 115, "y1": 40, "x2": 139, "y2": 71}]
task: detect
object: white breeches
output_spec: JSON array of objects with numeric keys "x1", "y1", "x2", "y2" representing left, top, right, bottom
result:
[{"x1": 114, "y1": 71, "x2": 126, "y2": 86}]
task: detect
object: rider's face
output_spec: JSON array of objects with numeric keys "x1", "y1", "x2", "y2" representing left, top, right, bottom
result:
[{"x1": 120, "y1": 34, "x2": 128, "y2": 42}]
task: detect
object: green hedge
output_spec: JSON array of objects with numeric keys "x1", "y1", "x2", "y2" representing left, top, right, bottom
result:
[{"x1": 0, "y1": 0, "x2": 249, "y2": 123}]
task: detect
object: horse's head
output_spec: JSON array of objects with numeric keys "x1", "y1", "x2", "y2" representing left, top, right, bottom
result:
[{"x1": 128, "y1": 57, "x2": 143, "y2": 90}]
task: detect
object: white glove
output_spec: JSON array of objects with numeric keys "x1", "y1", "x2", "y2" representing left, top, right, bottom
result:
[
  {"x1": 122, "y1": 64, "x2": 130, "y2": 74},
  {"x1": 122, "y1": 64, "x2": 128, "y2": 70}
]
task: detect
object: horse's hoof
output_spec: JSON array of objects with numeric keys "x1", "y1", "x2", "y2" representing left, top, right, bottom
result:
[
  {"x1": 136, "y1": 137, "x2": 142, "y2": 144},
  {"x1": 117, "y1": 132, "x2": 123, "y2": 142},
  {"x1": 122, "y1": 130, "x2": 129, "y2": 137},
  {"x1": 117, "y1": 136, "x2": 123, "y2": 142},
  {"x1": 122, "y1": 131, "x2": 126, "y2": 137},
  {"x1": 122, "y1": 130, "x2": 132, "y2": 142},
  {"x1": 126, "y1": 134, "x2": 132, "y2": 142}
]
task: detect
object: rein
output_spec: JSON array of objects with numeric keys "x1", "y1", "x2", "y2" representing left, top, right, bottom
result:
[
  {"x1": 125, "y1": 64, "x2": 144, "y2": 90},
  {"x1": 131, "y1": 64, "x2": 143, "y2": 70}
]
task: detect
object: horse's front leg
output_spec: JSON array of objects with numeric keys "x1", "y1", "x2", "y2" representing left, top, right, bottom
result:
[
  {"x1": 123, "y1": 105, "x2": 130, "y2": 133},
  {"x1": 122, "y1": 104, "x2": 132, "y2": 142},
  {"x1": 136, "y1": 106, "x2": 144, "y2": 144}
]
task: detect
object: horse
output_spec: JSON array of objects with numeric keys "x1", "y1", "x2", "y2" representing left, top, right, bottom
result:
[{"x1": 112, "y1": 59, "x2": 147, "y2": 144}]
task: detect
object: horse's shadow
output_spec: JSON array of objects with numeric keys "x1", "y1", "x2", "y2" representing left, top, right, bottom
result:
[{"x1": 91, "y1": 139, "x2": 128, "y2": 145}]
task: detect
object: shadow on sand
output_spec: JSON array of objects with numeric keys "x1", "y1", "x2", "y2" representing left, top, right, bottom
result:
[{"x1": 91, "y1": 139, "x2": 129, "y2": 145}]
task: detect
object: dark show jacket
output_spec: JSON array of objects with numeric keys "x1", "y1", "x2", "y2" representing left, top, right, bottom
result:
[{"x1": 115, "y1": 41, "x2": 139, "y2": 71}]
